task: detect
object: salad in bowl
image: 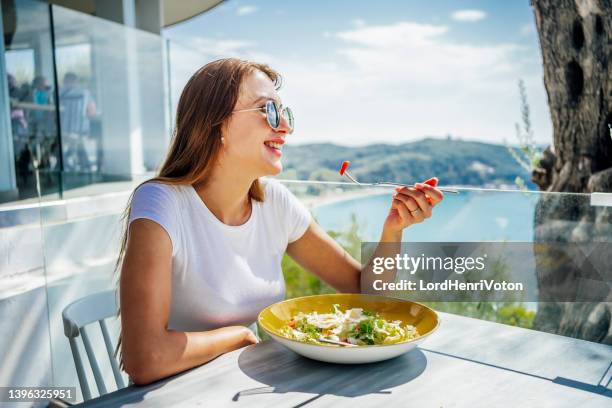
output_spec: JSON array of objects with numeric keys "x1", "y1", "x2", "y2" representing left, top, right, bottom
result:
[
  {"x1": 258, "y1": 294, "x2": 439, "y2": 364},
  {"x1": 281, "y1": 304, "x2": 420, "y2": 346}
]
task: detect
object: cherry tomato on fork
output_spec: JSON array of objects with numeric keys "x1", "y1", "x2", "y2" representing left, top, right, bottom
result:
[{"x1": 339, "y1": 161, "x2": 350, "y2": 175}]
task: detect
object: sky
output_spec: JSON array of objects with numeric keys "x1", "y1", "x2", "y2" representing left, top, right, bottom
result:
[{"x1": 164, "y1": 0, "x2": 552, "y2": 147}]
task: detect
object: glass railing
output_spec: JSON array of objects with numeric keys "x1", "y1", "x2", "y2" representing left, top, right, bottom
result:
[
  {"x1": 2, "y1": 171, "x2": 611, "y2": 402},
  {"x1": 281, "y1": 180, "x2": 611, "y2": 336},
  {"x1": 0, "y1": 187, "x2": 52, "y2": 392}
]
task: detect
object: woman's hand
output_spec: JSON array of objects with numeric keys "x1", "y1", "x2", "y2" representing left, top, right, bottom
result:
[
  {"x1": 242, "y1": 327, "x2": 259, "y2": 345},
  {"x1": 383, "y1": 177, "x2": 444, "y2": 234}
]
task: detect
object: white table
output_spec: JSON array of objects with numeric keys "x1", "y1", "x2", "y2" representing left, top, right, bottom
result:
[{"x1": 77, "y1": 312, "x2": 612, "y2": 407}]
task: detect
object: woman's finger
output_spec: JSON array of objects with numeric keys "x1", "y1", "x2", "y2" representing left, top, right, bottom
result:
[
  {"x1": 408, "y1": 205, "x2": 425, "y2": 223},
  {"x1": 395, "y1": 192, "x2": 428, "y2": 220},
  {"x1": 394, "y1": 192, "x2": 426, "y2": 223},
  {"x1": 424, "y1": 177, "x2": 438, "y2": 187},
  {"x1": 397, "y1": 187, "x2": 432, "y2": 218},
  {"x1": 417, "y1": 183, "x2": 444, "y2": 206},
  {"x1": 393, "y1": 198, "x2": 415, "y2": 223},
  {"x1": 393, "y1": 190, "x2": 419, "y2": 211}
]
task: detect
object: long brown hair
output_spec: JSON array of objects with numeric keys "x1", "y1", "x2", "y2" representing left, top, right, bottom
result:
[{"x1": 114, "y1": 58, "x2": 281, "y2": 364}]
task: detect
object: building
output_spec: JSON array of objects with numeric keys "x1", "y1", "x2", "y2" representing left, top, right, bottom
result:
[
  {"x1": 0, "y1": 1, "x2": 219, "y2": 403},
  {"x1": 1, "y1": 0, "x2": 221, "y2": 204}
]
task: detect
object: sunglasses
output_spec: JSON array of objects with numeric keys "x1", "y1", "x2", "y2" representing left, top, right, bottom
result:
[{"x1": 233, "y1": 100, "x2": 294, "y2": 133}]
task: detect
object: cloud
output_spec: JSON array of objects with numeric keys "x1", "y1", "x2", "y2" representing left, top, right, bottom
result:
[
  {"x1": 336, "y1": 22, "x2": 448, "y2": 48},
  {"x1": 520, "y1": 23, "x2": 535, "y2": 36},
  {"x1": 189, "y1": 37, "x2": 257, "y2": 56},
  {"x1": 166, "y1": 21, "x2": 551, "y2": 147},
  {"x1": 167, "y1": 36, "x2": 278, "y2": 119},
  {"x1": 351, "y1": 18, "x2": 366, "y2": 28},
  {"x1": 334, "y1": 22, "x2": 521, "y2": 85},
  {"x1": 236, "y1": 5, "x2": 258, "y2": 16},
  {"x1": 451, "y1": 10, "x2": 487, "y2": 22},
  {"x1": 271, "y1": 21, "x2": 551, "y2": 146}
]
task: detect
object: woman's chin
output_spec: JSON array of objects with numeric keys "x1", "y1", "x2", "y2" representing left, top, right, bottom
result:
[
  {"x1": 268, "y1": 162, "x2": 283, "y2": 175},
  {"x1": 262, "y1": 160, "x2": 283, "y2": 176}
]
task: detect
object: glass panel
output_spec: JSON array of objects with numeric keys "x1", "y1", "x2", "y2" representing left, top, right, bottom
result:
[
  {"x1": 40, "y1": 170, "x2": 135, "y2": 402},
  {"x1": 3, "y1": 0, "x2": 61, "y2": 203},
  {"x1": 39, "y1": 5, "x2": 173, "y2": 401},
  {"x1": 280, "y1": 180, "x2": 612, "y2": 342},
  {"x1": 0, "y1": 187, "x2": 52, "y2": 390},
  {"x1": 52, "y1": 5, "x2": 170, "y2": 198}
]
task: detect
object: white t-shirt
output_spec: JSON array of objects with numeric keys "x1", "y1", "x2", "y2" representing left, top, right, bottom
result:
[{"x1": 128, "y1": 178, "x2": 311, "y2": 332}]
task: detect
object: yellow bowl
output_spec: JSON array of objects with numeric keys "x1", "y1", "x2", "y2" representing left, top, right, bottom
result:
[{"x1": 258, "y1": 293, "x2": 439, "y2": 364}]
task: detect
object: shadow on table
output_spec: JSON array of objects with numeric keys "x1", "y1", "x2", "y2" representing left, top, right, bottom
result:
[
  {"x1": 421, "y1": 348, "x2": 612, "y2": 398},
  {"x1": 73, "y1": 378, "x2": 167, "y2": 407},
  {"x1": 235, "y1": 341, "x2": 427, "y2": 403}
]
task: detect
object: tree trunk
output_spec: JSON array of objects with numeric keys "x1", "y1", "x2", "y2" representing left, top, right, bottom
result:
[{"x1": 531, "y1": 0, "x2": 612, "y2": 343}]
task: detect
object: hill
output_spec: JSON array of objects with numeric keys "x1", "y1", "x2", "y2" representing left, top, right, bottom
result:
[{"x1": 280, "y1": 138, "x2": 532, "y2": 188}]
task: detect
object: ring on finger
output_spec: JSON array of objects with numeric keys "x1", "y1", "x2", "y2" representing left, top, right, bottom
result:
[{"x1": 409, "y1": 208, "x2": 421, "y2": 214}]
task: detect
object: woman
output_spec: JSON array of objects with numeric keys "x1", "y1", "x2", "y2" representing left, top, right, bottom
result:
[{"x1": 119, "y1": 58, "x2": 443, "y2": 385}]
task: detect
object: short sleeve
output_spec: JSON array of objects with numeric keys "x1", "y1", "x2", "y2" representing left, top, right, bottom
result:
[
  {"x1": 265, "y1": 179, "x2": 312, "y2": 243},
  {"x1": 129, "y1": 182, "x2": 180, "y2": 256}
]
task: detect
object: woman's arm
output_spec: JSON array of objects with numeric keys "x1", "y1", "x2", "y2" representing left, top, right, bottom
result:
[
  {"x1": 286, "y1": 222, "x2": 403, "y2": 293},
  {"x1": 120, "y1": 219, "x2": 257, "y2": 385},
  {"x1": 286, "y1": 220, "x2": 362, "y2": 293},
  {"x1": 286, "y1": 182, "x2": 444, "y2": 293}
]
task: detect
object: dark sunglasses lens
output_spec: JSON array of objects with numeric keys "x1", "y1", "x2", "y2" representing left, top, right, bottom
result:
[
  {"x1": 284, "y1": 107, "x2": 294, "y2": 131},
  {"x1": 266, "y1": 100, "x2": 280, "y2": 128}
]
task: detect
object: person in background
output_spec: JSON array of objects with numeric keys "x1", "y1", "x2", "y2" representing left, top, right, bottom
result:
[
  {"x1": 31, "y1": 75, "x2": 52, "y2": 105},
  {"x1": 7, "y1": 73, "x2": 28, "y2": 137},
  {"x1": 29, "y1": 75, "x2": 58, "y2": 169},
  {"x1": 8, "y1": 73, "x2": 31, "y2": 187},
  {"x1": 59, "y1": 72, "x2": 97, "y2": 172}
]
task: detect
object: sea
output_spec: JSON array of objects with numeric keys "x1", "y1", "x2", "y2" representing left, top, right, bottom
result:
[
  {"x1": 311, "y1": 189, "x2": 537, "y2": 242},
  {"x1": 311, "y1": 189, "x2": 541, "y2": 311}
]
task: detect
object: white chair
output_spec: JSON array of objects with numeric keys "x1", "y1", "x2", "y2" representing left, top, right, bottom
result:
[{"x1": 62, "y1": 290, "x2": 126, "y2": 400}]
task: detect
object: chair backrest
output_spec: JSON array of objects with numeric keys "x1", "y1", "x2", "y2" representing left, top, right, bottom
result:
[{"x1": 62, "y1": 290, "x2": 126, "y2": 401}]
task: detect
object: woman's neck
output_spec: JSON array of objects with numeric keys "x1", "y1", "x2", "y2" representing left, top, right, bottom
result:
[{"x1": 193, "y1": 166, "x2": 255, "y2": 226}]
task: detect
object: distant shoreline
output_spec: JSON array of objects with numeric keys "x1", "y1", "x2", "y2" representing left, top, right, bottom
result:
[
  {"x1": 301, "y1": 188, "x2": 392, "y2": 210},
  {"x1": 283, "y1": 179, "x2": 539, "y2": 213}
]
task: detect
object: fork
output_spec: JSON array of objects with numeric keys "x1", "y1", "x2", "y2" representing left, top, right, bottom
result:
[
  {"x1": 317, "y1": 338, "x2": 358, "y2": 347},
  {"x1": 340, "y1": 162, "x2": 459, "y2": 194}
]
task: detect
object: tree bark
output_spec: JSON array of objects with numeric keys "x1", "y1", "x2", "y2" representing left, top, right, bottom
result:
[{"x1": 531, "y1": 0, "x2": 612, "y2": 343}]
